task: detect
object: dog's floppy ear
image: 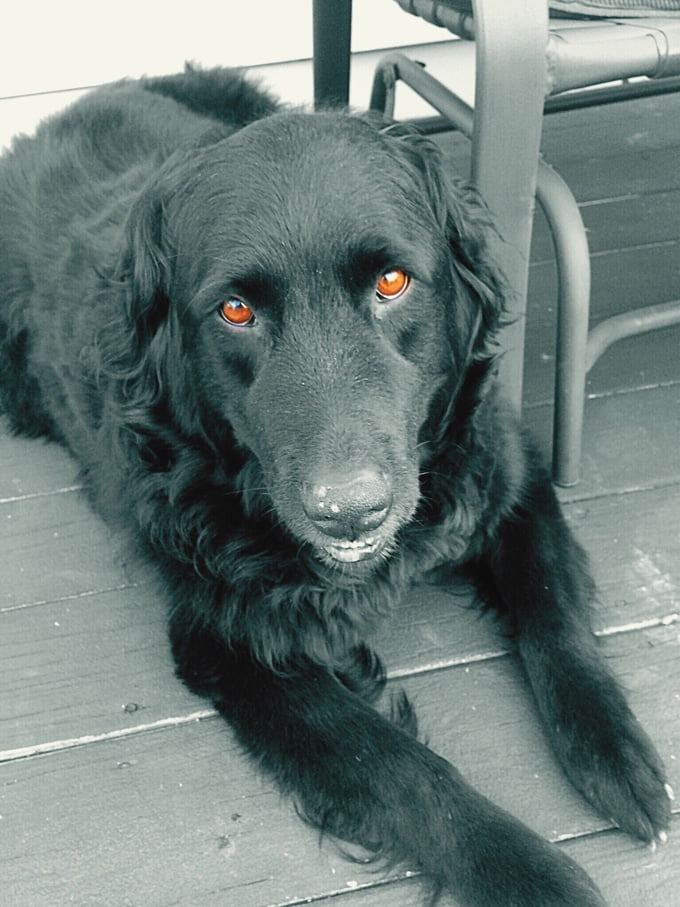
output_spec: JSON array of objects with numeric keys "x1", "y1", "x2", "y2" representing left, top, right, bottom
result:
[
  {"x1": 117, "y1": 187, "x2": 173, "y2": 348},
  {"x1": 386, "y1": 129, "x2": 507, "y2": 359},
  {"x1": 100, "y1": 181, "x2": 199, "y2": 433}
]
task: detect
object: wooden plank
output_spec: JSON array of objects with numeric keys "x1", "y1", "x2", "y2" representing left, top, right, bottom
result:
[
  {"x1": 1, "y1": 718, "x2": 384, "y2": 907},
  {"x1": 564, "y1": 488, "x2": 680, "y2": 629},
  {"x1": 541, "y1": 93, "x2": 680, "y2": 160},
  {"x1": 437, "y1": 95, "x2": 680, "y2": 199},
  {"x1": 561, "y1": 825, "x2": 680, "y2": 907},
  {"x1": 307, "y1": 874, "x2": 430, "y2": 906},
  {"x1": 0, "y1": 422, "x2": 79, "y2": 500},
  {"x1": 548, "y1": 144, "x2": 680, "y2": 207},
  {"x1": 574, "y1": 384, "x2": 680, "y2": 496},
  {"x1": 527, "y1": 242, "x2": 680, "y2": 335},
  {"x1": 0, "y1": 490, "x2": 142, "y2": 610},
  {"x1": 383, "y1": 482, "x2": 680, "y2": 676},
  {"x1": 523, "y1": 327, "x2": 680, "y2": 406},
  {"x1": 2, "y1": 625, "x2": 677, "y2": 907},
  {"x1": 583, "y1": 331, "x2": 680, "y2": 399},
  {"x1": 437, "y1": 104, "x2": 680, "y2": 208},
  {"x1": 0, "y1": 586, "x2": 208, "y2": 752},
  {"x1": 525, "y1": 384, "x2": 680, "y2": 497},
  {"x1": 530, "y1": 188, "x2": 680, "y2": 263},
  {"x1": 0, "y1": 580, "x2": 493, "y2": 753}
]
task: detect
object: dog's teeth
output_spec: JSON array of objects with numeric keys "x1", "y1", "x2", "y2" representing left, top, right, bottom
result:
[
  {"x1": 324, "y1": 536, "x2": 381, "y2": 563},
  {"x1": 665, "y1": 783, "x2": 675, "y2": 801},
  {"x1": 336, "y1": 538, "x2": 374, "y2": 549}
]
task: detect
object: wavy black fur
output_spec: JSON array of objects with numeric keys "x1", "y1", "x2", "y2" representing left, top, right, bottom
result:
[{"x1": 0, "y1": 66, "x2": 671, "y2": 906}]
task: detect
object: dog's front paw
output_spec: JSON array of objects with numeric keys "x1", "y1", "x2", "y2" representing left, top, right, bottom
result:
[
  {"x1": 576, "y1": 716, "x2": 671, "y2": 843},
  {"x1": 553, "y1": 691, "x2": 672, "y2": 843}
]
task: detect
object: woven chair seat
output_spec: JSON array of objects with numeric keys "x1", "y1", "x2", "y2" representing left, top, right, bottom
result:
[
  {"x1": 396, "y1": 0, "x2": 680, "y2": 89},
  {"x1": 397, "y1": 0, "x2": 680, "y2": 15},
  {"x1": 550, "y1": 0, "x2": 680, "y2": 15}
]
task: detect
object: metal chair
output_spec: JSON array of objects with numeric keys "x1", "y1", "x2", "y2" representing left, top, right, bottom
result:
[{"x1": 312, "y1": 0, "x2": 680, "y2": 485}]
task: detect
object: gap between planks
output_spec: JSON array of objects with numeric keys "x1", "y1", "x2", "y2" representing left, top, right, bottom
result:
[
  {"x1": 530, "y1": 236, "x2": 679, "y2": 268},
  {"x1": 524, "y1": 378, "x2": 680, "y2": 408},
  {"x1": 0, "y1": 483, "x2": 83, "y2": 505},
  {"x1": 560, "y1": 477, "x2": 680, "y2": 506},
  {"x1": 0, "y1": 582, "x2": 143, "y2": 614}
]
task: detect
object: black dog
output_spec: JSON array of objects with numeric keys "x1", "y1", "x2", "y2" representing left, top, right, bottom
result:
[{"x1": 0, "y1": 66, "x2": 671, "y2": 906}]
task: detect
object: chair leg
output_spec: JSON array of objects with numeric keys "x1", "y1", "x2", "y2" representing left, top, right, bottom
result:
[
  {"x1": 312, "y1": 0, "x2": 352, "y2": 108},
  {"x1": 535, "y1": 166, "x2": 591, "y2": 487},
  {"x1": 471, "y1": 0, "x2": 549, "y2": 409}
]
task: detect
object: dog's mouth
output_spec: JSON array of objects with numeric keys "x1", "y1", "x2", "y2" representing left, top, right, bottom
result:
[{"x1": 321, "y1": 536, "x2": 384, "y2": 564}]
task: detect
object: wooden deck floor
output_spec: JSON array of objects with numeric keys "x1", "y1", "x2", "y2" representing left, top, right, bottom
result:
[{"x1": 1, "y1": 91, "x2": 679, "y2": 906}]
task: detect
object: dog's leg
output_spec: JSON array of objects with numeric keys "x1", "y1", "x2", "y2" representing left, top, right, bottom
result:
[
  {"x1": 169, "y1": 618, "x2": 606, "y2": 907},
  {"x1": 479, "y1": 466, "x2": 672, "y2": 843}
]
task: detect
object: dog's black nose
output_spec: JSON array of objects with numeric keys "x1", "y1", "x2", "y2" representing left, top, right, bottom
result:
[{"x1": 302, "y1": 468, "x2": 392, "y2": 539}]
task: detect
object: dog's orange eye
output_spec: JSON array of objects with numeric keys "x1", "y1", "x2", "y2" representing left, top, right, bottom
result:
[
  {"x1": 220, "y1": 297, "x2": 255, "y2": 326},
  {"x1": 376, "y1": 269, "x2": 410, "y2": 302}
]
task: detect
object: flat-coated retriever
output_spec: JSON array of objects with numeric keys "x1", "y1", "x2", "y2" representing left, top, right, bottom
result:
[{"x1": 0, "y1": 66, "x2": 671, "y2": 906}]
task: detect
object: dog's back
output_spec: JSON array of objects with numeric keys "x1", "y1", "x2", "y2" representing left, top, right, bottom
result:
[
  {"x1": 0, "y1": 69, "x2": 268, "y2": 243},
  {"x1": 141, "y1": 64, "x2": 278, "y2": 126}
]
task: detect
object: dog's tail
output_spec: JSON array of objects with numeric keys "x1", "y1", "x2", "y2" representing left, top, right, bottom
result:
[{"x1": 141, "y1": 63, "x2": 279, "y2": 129}]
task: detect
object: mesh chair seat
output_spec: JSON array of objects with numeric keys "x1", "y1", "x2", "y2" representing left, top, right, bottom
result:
[
  {"x1": 397, "y1": 0, "x2": 680, "y2": 16},
  {"x1": 396, "y1": 1, "x2": 680, "y2": 93}
]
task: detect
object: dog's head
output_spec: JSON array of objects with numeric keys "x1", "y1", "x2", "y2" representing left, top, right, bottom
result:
[{"x1": 115, "y1": 113, "x2": 505, "y2": 570}]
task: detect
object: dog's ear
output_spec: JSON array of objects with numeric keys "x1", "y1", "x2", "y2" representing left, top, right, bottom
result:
[
  {"x1": 386, "y1": 129, "x2": 507, "y2": 359},
  {"x1": 100, "y1": 188, "x2": 208, "y2": 446},
  {"x1": 101, "y1": 183, "x2": 197, "y2": 427},
  {"x1": 117, "y1": 187, "x2": 173, "y2": 346}
]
